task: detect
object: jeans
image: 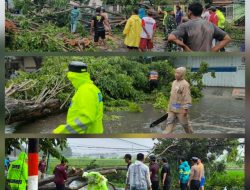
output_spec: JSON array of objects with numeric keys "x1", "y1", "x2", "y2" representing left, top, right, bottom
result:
[{"x1": 71, "y1": 22, "x2": 77, "y2": 33}]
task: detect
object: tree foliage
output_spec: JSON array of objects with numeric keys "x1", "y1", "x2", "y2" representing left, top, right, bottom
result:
[
  {"x1": 152, "y1": 138, "x2": 241, "y2": 187},
  {"x1": 6, "y1": 56, "x2": 212, "y2": 111},
  {"x1": 5, "y1": 138, "x2": 68, "y2": 160}
]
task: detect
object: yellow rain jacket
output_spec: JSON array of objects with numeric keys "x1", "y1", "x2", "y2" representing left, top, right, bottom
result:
[
  {"x1": 53, "y1": 72, "x2": 104, "y2": 134},
  {"x1": 123, "y1": 15, "x2": 142, "y2": 47},
  {"x1": 7, "y1": 152, "x2": 28, "y2": 190},
  {"x1": 216, "y1": 10, "x2": 225, "y2": 29}
]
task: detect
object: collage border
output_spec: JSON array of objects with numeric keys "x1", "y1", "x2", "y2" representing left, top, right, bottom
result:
[{"x1": 1, "y1": 1, "x2": 249, "y2": 189}]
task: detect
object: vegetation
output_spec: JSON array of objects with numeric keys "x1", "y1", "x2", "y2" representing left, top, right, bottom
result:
[
  {"x1": 152, "y1": 138, "x2": 244, "y2": 189},
  {"x1": 6, "y1": 56, "x2": 212, "y2": 113}
]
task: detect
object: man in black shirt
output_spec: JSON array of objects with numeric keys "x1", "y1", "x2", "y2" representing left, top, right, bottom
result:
[
  {"x1": 161, "y1": 158, "x2": 171, "y2": 190},
  {"x1": 90, "y1": 7, "x2": 109, "y2": 49},
  {"x1": 124, "y1": 154, "x2": 132, "y2": 170}
]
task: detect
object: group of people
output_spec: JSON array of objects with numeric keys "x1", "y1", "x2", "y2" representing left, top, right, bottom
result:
[
  {"x1": 124, "y1": 2, "x2": 231, "y2": 52},
  {"x1": 71, "y1": 2, "x2": 231, "y2": 52},
  {"x1": 124, "y1": 153, "x2": 205, "y2": 190}
]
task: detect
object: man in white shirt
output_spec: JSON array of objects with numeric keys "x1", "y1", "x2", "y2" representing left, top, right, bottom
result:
[
  {"x1": 126, "y1": 153, "x2": 152, "y2": 190},
  {"x1": 139, "y1": 10, "x2": 157, "y2": 52}
]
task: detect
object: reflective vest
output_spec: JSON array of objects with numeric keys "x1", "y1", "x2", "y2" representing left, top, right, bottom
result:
[
  {"x1": 149, "y1": 71, "x2": 159, "y2": 81},
  {"x1": 7, "y1": 152, "x2": 28, "y2": 190},
  {"x1": 53, "y1": 72, "x2": 104, "y2": 134},
  {"x1": 83, "y1": 172, "x2": 109, "y2": 190},
  {"x1": 216, "y1": 10, "x2": 225, "y2": 29}
]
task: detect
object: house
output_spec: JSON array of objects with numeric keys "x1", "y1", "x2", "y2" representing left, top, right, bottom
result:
[{"x1": 174, "y1": 56, "x2": 245, "y2": 88}]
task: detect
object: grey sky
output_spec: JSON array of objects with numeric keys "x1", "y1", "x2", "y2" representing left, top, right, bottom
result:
[{"x1": 67, "y1": 138, "x2": 156, "y2": 157}]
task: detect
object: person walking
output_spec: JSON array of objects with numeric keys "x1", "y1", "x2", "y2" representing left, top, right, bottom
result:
[
  {"x1": 53, "y1": 159, "x2": 68, "y2": 190},
  {"x1": 168, "y1": 2, "x2": 231, "y2": 52},
  {"x1": 161, "y1": 158, "x2": 171, "y2": 190},
  {"x1": 70, "y1": 6, "x2": 80, "y2": 33},
  {"x1": 90, "y1": 7, "x2": 109, "y2": 48},
  {"x1": 149, "y1": 155, "x2": 159, "y2": 190},
  {"x1": 164, "y1": 67, "x2": 193, "y2": 134},
  {"x1": 123, "y1": 9, "x2": 142, "y2": 50},
  {"x1": 126, "y1": 153, "x2": 152, "y2": 190},
  {"x1": 53, "y1": 61, "x2": 103, "y2": 134},
  {"x1": 179, "y1": 158, "x2": 191, "y2": 190},
  {"x1": 7, "y1": 152, "x2": 28, "y2": 190}
]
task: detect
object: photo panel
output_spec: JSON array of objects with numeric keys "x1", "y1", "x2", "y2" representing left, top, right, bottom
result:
[
  {"x1": 5, "y1": 55, "x2": 245, "y2": 134},
  {"x1": 5, "y1": 0, "x2": 245, "y2": 52},
  {"x1": 4, "y1": 138, "x2": 245, "y2": 190}
]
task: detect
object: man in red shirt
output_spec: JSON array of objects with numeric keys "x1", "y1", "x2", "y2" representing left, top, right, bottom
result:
[
  {"x1": 53, "y1": 159, "x2": 68, "y2": 190},
  {"x1": 149, "y1": 155, "x2": 160, "y2": 190},
  {"x1": 38, "y1": 155, "x2": 47, "y2": 179},
  {"x1": 208, "y1": 7, "x2": 218, "y2": 26}
]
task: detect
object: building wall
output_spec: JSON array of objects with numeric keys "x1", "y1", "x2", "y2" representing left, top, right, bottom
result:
[{"x1": 174, "y1": 56, "x2": 245, "y2": 88}]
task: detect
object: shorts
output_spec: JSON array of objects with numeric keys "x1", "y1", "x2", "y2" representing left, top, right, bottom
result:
[
  {"x1": 140, "y1": 38, "x2": 153, "y2": 50},
  {"x1": 94, "y1": 30, "x2": 105, "y2": 42},
  {"x1": 200, "y1": 177, "x2": 205, "y2": 187}
]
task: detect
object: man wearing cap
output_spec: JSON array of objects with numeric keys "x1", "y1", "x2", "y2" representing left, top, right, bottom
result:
[
  {"x1": 164, "y1": 67, "x2": 193, "y2": 134},
  {"x1": 160, "y1": 158, "x2": 171, "y2": 190},
  {"x1": 188, "y1": 157, "x2": 202, "y2": 190},
  {"x1": 168, "y1": 2, "x2": 231, "y2": 52},
  {"x1": 164, "y1": 6, "x2": 177, "y2": 51},
  {"x1": 149, "y1": 155, "x2": 159, "y2": 190},
  {"x1": 53, "y1": 61, "x2": 104, "y2": 134},
  {"x1": 124, "y1": 154, "x2": 132, "y2": 170}
]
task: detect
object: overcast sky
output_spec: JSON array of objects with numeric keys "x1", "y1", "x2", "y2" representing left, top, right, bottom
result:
[{"x1": 67, "y1": 138, "x2": 156, "y2": 156}]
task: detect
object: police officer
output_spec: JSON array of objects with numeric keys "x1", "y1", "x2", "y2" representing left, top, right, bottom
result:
[
  {"x1": 53, "y1": 61, "x2": 104, "y2": 134},
  {"x1": 82, "y1": 172, "x2": 109, "y2": 190},
  {"x1": 7, "y1": 152, "x2": 28, "y2": 190}
]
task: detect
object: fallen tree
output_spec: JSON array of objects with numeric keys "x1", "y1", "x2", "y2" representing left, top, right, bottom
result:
[{"x1": 38, "y1": 166, "x2": 127, "y2": 190}]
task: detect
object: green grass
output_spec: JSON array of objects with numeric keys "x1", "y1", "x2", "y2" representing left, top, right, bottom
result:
[{"x1": 47, "y1": 158, "x2": 126, "y2": 174}]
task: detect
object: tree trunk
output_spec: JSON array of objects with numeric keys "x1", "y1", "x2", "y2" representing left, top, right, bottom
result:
[{"x1": 5, "y1": 98, "x2": 62, "y2": 124}]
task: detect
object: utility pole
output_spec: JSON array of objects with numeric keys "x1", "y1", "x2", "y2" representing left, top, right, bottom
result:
[{"x1": 28, "y1": 139, "x2": 39, "y2": 190}]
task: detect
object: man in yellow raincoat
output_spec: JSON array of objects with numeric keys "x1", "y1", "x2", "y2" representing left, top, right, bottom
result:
[
  {"x1": 164, "y1": 67, "x2": 193, "y2": 134},
  {"x1": 53, "y1": 61, "x2": 104, "y2": 134},
  {"x1": 82, "y1": 172, "x2": 109, "y2": 190},
  {"x1": 7, "y1": 152, "x2": 28, "y2": 190},
  {"x1": 123, "y1": 9, "x2": 142, "y2": 50}
]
